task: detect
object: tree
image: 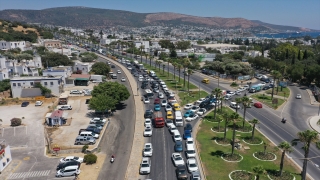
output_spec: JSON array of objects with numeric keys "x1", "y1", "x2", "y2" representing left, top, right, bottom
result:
[
  {"x1": 159, "y1": 52, "x2": 168, "y2": 60},
  {"x1": 159, "y1": 40, "x2": 172, "y2": 49},
  {"x1": 34, "y1": 82, "x2": 51, "y2": 96},
  {"x1": 187, "y1": 69, "x2": 193, "y2": 92},
  {"x1": 292, "y1": 130, "x2": 320, "y2": 180},
  {"x1": 90, "y1": 62, "x2": 110, "y2": 75},
  {"x1": 90, "y1": 82, "x2": 130, "y2": 111},
  {"x1": 235, "y1": 97, "x2": 242, "y2": 113},
  {"x1": 167, "y1": 58, "x2": 172, "y2": 77},
  {"x1": 298, "y1": 50, "x2": 301, "y2": 60},
  {"x1": 139, "y1": 45, "x2": 144, "y2": 63},
  {"x1": 176, "y1": 41, "x2": 191, "y2": 50},
  {"x1": 170, "y1": 50, "x2": 177, "y2": 58},
  {"x1": 215, "y1": 54, "x2": 223, "y2": 61},
  {"x1": 249, "y1": 119, "x2": 259, "y2": 140},
  {"x1": 278, "y1": 141, "x2": 293, "y2": 176},
  {"x1": 182, "y1": 58, "x2": 190, "y2": 88},
  {"x1": 303, "y1": 49, "x2": 308, "y2": 60},
  {"x1": 252, "y1": 165, "x2": 265, "y2": 180},
  {"x1": 162, "y1": 64, "x2": 165, "y2": 74},
  {"x1": 177, "y1": 64, "x2": 182, "y2": 83},
  {"x1": 212, "y1": 88, "x2": 222, "y2": 120},
  {"x1": 230, "y1": 112, "x2": 240, "y2": 156},
  {"x1": 222, "y1": 111, "x2": 231, "y2": 141},
  {"x1": 41, "y1": 52, "x2": 73, "y2": 67},
  {"x1": 241, "y1": 96, "x2": 251, "y2": 129},
  {"x1": 270, "y1": 70, "x2": 281, "y2": 99},
  {"x1": 11, "y1": 118, "x2": 22, "y2": 126},
  {"x1": 172, "y1": 62, "x2": 177, "y2": 80},
  {"x1": 84, "y1": 154, "x2": 97, "y2": 164}
]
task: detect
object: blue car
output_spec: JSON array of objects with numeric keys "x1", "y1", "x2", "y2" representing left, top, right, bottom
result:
[
  {"x1": 184, "y1": 110, "x2": 194, "y2": 118},
  {"x1": 154, "y1": 104, "x2": 161, "y2": 111},
  {"x1": 183, "y1": 130, "x2": 192, "y2": 139},
  {"x1": 174, "y1": 141, "x2": 183, "y2": 152}
]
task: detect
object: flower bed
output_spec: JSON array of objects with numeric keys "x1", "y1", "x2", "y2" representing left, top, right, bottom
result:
[
  {"x1": 253, "y1": 152, "x2": 277, "y2": 161},
  {"x1": 229, "y1": 170, "x2": 256, "y2": 180}
]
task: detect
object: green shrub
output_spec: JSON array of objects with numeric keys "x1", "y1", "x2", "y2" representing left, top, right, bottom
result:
[
  {"x1": 230, "y1": 82, "x2": 238, "y2": 87},
  {"x1": 84, "y1": 153, "x2": 97, "y2": 164},
  {"x1": 82, "y1": 145, "x2": 89, "y2": 153},
  {"x1": 11, "y1": 118, "x2": 22, "y2": 126}
]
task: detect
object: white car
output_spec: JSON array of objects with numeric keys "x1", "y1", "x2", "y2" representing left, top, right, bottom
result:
[
  {"x1": 161, "y1": 100, "x2": 167, "y2": 107},
  {"x1": 60, "y1": 156, "x2": 83, "y2": 163},
  {"x1": 165, "y1": 105, "x2": 172, "y2": 112},
  {"x1": 90, "y1": 117, "x2": 107, "y2": 124},
  {"x1": 127, "y1": 66, "x2": 132, "y2": 70},
  {"x1": 197, "y1": 108, "x2": 207, "y2": 115},
  {"x1": 158, "y1": 92, "x2": 164, "y2": 99},
  {"x1": 187, "y1": 158, "x2": 199, "y2": 172},
  {"x1": 185, "y1": 114, "x2": 199, "y2": 122},
  {"x1": 190, "y1": 106, "x2": 200, "y2": 113},
  {"x1": 227, "y1": 92, "x2": 235, "y2": 96},
  {"x1": 143, "y1": 143, "x2": 153, "y2": 157},
  {"x1": 173, "y1": 131, "x2": 182, "y2": 142},
  {"x1": 121, "y1": 77, "x2": 126, "y2": 82},
  {"x1": 139, "y1": 75, "x2": 143, "y2": 79},
  {"x1": 259, "y1": 82, "x2": 266, "y2": 86},
  {"x1": 172, "y1": 153, "x2": 185, "y2": 166},
  {"x1": 117, "y1": 70, "x2": 121, "y2": 74},
  {"x1": 196, "y1": 98, "x2": 206, "y2": 104},
  {"x1": 243, "y1": 85, "x2": 250, "y2": 90},
  {"x1": 235, "y1": 90, "x2": 241, "y2": 95},
  {"x1": 35, "y1": 101, "x2": 43, "y2": 106},
  {"x1": 144, "y1": 118, "x2": 152, "y2": 126},
  {"x1": 186, "y1": 148, "x2": 196, "y2": 158},
  {"x1": 159, "y1": 81, "x2": 165, "y2": 85},
  {"x1": 144, "y1": 98, "x2": 150, "y2": 104},
  {"x1": 296, "y1": 94, "x2": 302, "y2": 99},
  {"x1": 169, "y1": 124, "x2": 178, "y2": 134},
  {"x1": 161, "y1": 84, "x2": 167, "y2": 88},
  {"x1": 163, "y1": 87, "x2": 169, "y2": 91},
  {"x1": 186, "y1": 138, "x2": 194, "y2": 147},
  {"x1": 239, "y1": 87, "x2": 247, "y2": 91},
  {"x1": 144, "y1": 125, "x2": 153, "y2": 137},
  {"x1": 166, "y1": 119, "x2": 174, "y2": 127},
  {"x1": 230, "y1": 102, "x2": 240, "y2": 109},
  {"x1": 139, "y1": 77, "x2": 143, "y2": 82},
  {"x1": 184, "y1": 103, "x2": 193, "y2": 110},
  {"x1": 139, "y1": 157, "x2": 151, "y2": 174}
]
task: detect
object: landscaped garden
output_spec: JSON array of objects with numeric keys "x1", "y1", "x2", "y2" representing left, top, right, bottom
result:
[
  {"x1": 265, "y1": 87, "x2": 290, "y2": 98},
  {"x1": 178, "y1": 91, "x2": 209, "y2": 106},
  {"x1": 197, "y1": 107, "x2": 301, "y2": 180},
  {"x1": 251, "y1": 94, "x2": 285, "y2": 109}
]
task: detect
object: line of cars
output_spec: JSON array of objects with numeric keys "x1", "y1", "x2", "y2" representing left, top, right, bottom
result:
[
  {"x1": 55, "y1": 156, "x2": 83, "y2": 177},
  {"x1": 74, "y1": 117, "x2": 107, "y2": 145}
]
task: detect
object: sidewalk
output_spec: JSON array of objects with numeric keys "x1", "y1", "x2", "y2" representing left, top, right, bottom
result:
[
  {"x1": 97, "y1": 54, "x2": 145, "y2": 180},
  {"x1": 309, "y1": 116, "x2": 320, "y2": 133},
  {"x1": 306, "y1": 89, "x2": 320, "y2": 106}
]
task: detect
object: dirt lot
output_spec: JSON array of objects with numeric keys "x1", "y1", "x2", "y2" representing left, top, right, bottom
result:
[{"x1": 49, "y1": 96, "x2": 106, "y2": 150}]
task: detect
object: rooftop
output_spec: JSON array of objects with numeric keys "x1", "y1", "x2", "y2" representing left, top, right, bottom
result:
[
  {"x1": 196, "y1": 44, "x2": 240, "y2": 48},
  {"x1": 10, "y1": 75, "x2": 63, "y2": 81},
  {"x1": 50, "y1": 110, "x2": 63, "y2": 118}
]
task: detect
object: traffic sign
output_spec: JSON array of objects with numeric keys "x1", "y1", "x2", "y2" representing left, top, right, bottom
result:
[{"x1": 53, "y1": 147, "x2": 60, "y2": 151}]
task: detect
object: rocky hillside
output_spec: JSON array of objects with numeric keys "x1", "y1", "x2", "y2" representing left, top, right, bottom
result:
[{"x1": 0, "y1": 6, "x2": 314, "y2": 31}]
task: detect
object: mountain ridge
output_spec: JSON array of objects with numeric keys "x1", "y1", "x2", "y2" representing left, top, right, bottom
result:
[{"x1": 0, "y1": 6, "x2": 317, "y2": 32}]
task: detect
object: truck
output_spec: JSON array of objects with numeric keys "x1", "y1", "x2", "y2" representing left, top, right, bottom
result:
[
  {"x1": 249, "y1": 84, "x2": 263, "y2": 93},
  {"x1": 154, "y1": 111, "x2": 165, "y2": 128}
]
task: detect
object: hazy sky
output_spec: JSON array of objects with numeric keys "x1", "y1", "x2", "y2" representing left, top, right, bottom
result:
[{"x1": 1, "y1": 0, "x2": 320, "y2": 29}]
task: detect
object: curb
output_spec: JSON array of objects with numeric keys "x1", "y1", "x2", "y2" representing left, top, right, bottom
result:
[
  {"x1": 308, "y1": 116, "x2": 320, "y2": 134},
  {"x1": 306, "y1": 89, "x2": 320, "y2": 106},
  {"x1": 252, "y1": 152, "x2": 277, "y2": 161},
  {"x1": 194, "y1": 118, "x2": 207, "y2": 180}
]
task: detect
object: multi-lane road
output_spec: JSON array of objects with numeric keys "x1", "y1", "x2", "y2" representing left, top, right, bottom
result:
[{"x1": 109, "y1": 49, "x2": 320, "y2": 179}]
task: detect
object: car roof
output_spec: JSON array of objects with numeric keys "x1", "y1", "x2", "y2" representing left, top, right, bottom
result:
[
  {"x1": 187, "y1": 138, "x2": 194, "y2": 141},
  {"x1": 188, "y1": 158, "x2": 196, "y2": 163}
]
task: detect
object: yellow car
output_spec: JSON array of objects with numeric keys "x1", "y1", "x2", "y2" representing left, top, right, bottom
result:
[
  {"x1": 202, "y1": 78, "x2": 209, "y2": 84},
  {"x1": 173, "y1": 103, "x2": 181, "y2": 111},
  {"x1": 167, "y1": 111, "x2": 174, "y2": 119}
]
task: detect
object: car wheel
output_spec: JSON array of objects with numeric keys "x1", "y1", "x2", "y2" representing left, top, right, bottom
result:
[
  {"x1": 58, "y1": 175, "x2": 62, "y2": 177},
  {"x1": 76, "y1": 142, "x2": 80, "y2": 145}
]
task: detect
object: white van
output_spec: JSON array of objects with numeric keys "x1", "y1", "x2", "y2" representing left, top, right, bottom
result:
[
  {"x1": 58, "y1": 105, "x2": 72, "y2": 110},
  {"x1": 79, "y1": 131, "x2": 99, "y2": 139},
  {"x1": 174, "y1": 111, "x2": 183, "y2": 127},
  {"x1": 56, "y1": 165, "x2": 80, "y2": 177}
]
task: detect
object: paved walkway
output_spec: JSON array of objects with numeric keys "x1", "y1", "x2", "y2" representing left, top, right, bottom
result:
[
  {"x1": 97, "y1": 55, "x2": 145, "y2": 180},
  {"x1": 309, "y1": 116, "x2": 320, "y2": 133},
  {"x1": 306, "y1": 89, "x2": 320, "y2": 106}
]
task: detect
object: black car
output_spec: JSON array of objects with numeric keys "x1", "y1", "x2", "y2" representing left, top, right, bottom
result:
[
  {"x1": 86, "y1": 127, "x2": 101, "y2": 134},
  {"x1": 56, "y1": 160, "x2": 80, "y2": 170},
  {"x1": 262, "y1": 86, "x2": 270, "y2": 90},
  {"x1": 144, "y1": 110, "x2": 153, "y2": 118},
  {"x1": 153, "y1": 76, "x2": 159, "y2": 81},
  {"x1": 176, "y1": 165, "x2": 188, "y2": 179},
  {"x1": 111, "y1": 65, "x2": 115, "y2": 68},
  {"x1": 184, "y1": 123, "x2": 193, "y2": 132},
  {"x1": 269, "y1": 84, "x2": 274, "y2": 88},
  {"x1": 21, "y1": 101, "x2": 30, "y2": 107}
]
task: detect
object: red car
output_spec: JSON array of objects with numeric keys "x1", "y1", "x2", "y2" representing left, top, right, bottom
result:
[
  {"x1": 254, "y1": 102, "x2": 263, "y2": 108},
  {"x1": 154, "y1": 98, "x2": 160, "y2": 104}
]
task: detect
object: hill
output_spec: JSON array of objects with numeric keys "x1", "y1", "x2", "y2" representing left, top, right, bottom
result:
[{"x1": 0, "y1": 6, "x2": 316, "y2": 32}]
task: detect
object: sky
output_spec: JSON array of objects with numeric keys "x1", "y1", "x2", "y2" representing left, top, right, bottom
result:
[{"x1": 1, "y1": 0, "x2": 320, "y2": 30}]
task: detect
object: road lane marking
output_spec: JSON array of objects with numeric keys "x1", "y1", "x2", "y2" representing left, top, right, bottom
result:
[{"x1": 8, "y1": 170, "x2": 50, "y2": 179}]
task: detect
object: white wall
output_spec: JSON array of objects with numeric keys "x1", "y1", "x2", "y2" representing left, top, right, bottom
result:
[{"x1": 0, "y1": 146, "x2": 12, "y2": 172}]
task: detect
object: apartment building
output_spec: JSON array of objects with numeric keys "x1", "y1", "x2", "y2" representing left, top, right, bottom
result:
[
  {"x1": 0, "y1": 140, "x2": 12, "y2": 173},
  {"x1": 10, "y1": 76, "x2": 63, "y2": 98},
  {"x1": 42, "y1": 66, "x2": 73, "y2": 84},
  {"x1": 0, "y1": 40, "x2": 27, "y2": 51},
  {"x1": 73, "y1": 60, "x2": 93, "y2": 74}
]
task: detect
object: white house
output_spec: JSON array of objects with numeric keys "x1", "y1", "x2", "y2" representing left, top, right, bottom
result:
[
  {"x1": 0, "y1": 41, "x2": 27, "y2": 51},
  {"x1": 134, "y1": 41, "x2": 150, "y2": 52},
  {"x1": 45, "y1": 110, "x2": 67, "y2": 126},
  {"x1": 10, "y1": 76, "x2": 64, "y2": 98},
  {"x1": 0, "y1": 140, "x2": 12, "y2": 173},
  {"x1": 73, "y1": 60, "x2": 93, "y2": 74},
  {"x1": 42, "y1": 66, "x2": 73, "y2": 84},
  {"x1": 245, "y1": 50, "x2": 262, "y2": 57}
]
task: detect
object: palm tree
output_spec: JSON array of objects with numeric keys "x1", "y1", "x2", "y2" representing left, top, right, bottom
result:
[
  {"x1": 292, "y1": 130, "x2": 320, "y2": 180},
  {"x1": 222, "y1": 111, "x2": 231, "y2": 141},
  {"x1": 249, "y1": 119, "x2": 259, "y2": 140},
  {"x1": 182, "y1": 58, "x2": 190, "y2": 88},
  {"x1": 139, "y1": 45, "x2": 144, "y2": 63},
  {"x1": 187, "y1": 69, "x2": 193, "y2": 92},
  {"x1": 212, "y1": 88, "x2": 222, "y2": 120},
  {"x1": 154, "y1": 60, "x2": 158, "y2": 69},
  {"x1": 158, "y1": 61, "x2": 162, "y2": 71},
  {"x1": 230, "y1": 112, "x2": 240, "y2": 156},
  {"x1": 235, "y1": 97, "x2": 242, "y2": 113},
  {"x1": 217, "y1": 116, "x2": 223, "y2": 132},
  {"x1": 149, "y1": 55, "x2": 152, "y2": 67},
  {"x1": 144, "y1": 53, "x2": 149, "y2": 64},
  {"x1": 241, "y1": 96, "x2": 252, "y2": 129},
  {"x1": 271, "y1": 70, "x2": 282, "y2": 99},
  {"x1": 167, "y1": 58, "x2": 171, "y2": 77},
  {"x1": 172, "y1": 62, "x2": 177, "y2": 80},
  {"x1": 177, "y1": 64, "x2": 182, "y2": 83},
  {"x1": 252, "y1": 165, "x2": 265, "y2": 180},
  {"x1": 278, "y1": 141, "x2": 293, "y2": 176},
  {"x1": 162, "y1": 64, "x2": 165, "y2": 74},
  {"x1": 219, "y1": 96, "x2": 224, "y2": 112}
]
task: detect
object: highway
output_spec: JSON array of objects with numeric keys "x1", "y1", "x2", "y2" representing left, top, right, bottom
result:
[{"x1": 110, "y1": 49, "x2": 320, "y2": 179}]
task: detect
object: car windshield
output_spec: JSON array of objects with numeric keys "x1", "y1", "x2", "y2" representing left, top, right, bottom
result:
[
  {"x1": 175, "y1": 135, "x2": 181, "y2": 138},
  {"x1": 141, "y1": 164, "x2": 149, "y2": 167},
  {"x1": 187, "y1": 150, "x2": 195, "y2": 154},
  {"x1": 74, "y1": 157, "x2": 79, "y2": 160},
  {"x1": 175, "y1": 156, "x2": 182, "y2": 160},
  {"x1": 187, "y1": 141, "x2": 193, "y2": 144},
  {"x1": 179, "y1": 169, "x2": 186, "y2": 174},
  {"x1": 145, "y1": 129, "x2": 151, "y2": 132},
  {"x1": 190, "y1": 164, "x2": 197, "y2": 168},
  {"x1": 144, "y1": 148, "x2": 151, "y2": 152}
]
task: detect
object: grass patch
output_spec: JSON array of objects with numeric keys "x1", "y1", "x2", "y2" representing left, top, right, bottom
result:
[
  {"x1": 251, "y1": 94, "x2": 285, "y2": 109},
  {"x1": 178, "y1": 91, "x2": 209, "y2": 106},
  {"x1": 196, "y1": 120, "x2": 301, "y2": 180},
  {"x1": 142, "y1": 63, "x2": 197, "y2": 90},
  {"x1": 265, "y1": 87, "x2": 290, "y2": 98}
]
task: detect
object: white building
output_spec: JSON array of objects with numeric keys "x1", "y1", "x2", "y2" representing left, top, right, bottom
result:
[
  {"x1": 134, "y1": 41, "x2": 150, "y2": 52},
  {"x1": 0, "y1": 55, "x2": 42, "y2": 81},
  {"x1": 42, "y1": 66, "x2": 73, "y2": 84},
  {"x1": 0, "y1": 140, "x2": 12, "y2": 173},
  {"x1": 245, "y1": 50, "x2": 262, "y2": 57},
  {"x1": 100, "y1": 39, "x2": 119, "y2": 45},
  {"x1": 10, "y1": 76, "x2": 64, "y2": 98},
  {"x1": 73, "y1": 60, "x2": 93, "y2": 74},
  {"x1": 0, "y1": 41, "x2": 27, "y2": 51}
]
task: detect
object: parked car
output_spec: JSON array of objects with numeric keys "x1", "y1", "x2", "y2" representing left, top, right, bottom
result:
[
  {"x1": 56, "y1": 166, "x2": 80, "y2": 177},
  {"x1": 154, "y1": 104, "x2": 161, "y2": 111},
  {"x1": 184, "y1": 103, "x2": 193, "y2": 110},
  {"x1": 143, "y1": 143, "x2": 153, "y2": 157},
  {"x1": 166, "y1": 119, "x2": 174, "y2": 127},
  {"x1": 158, "y1": 92, "x2": 164, "y2": 99},
  {"x1": 144, "y1": 125, "x2": 153, "y2": 137},
  {"x1": 184, "y1": 110, "x2": 194, "y2": 118},
  {"x1": 56, "y1": 160, "x2": 80, "y2": 170},
  {"x1": 197, "y1": 108, "x2": 207, "y2": 115},
  {"x1": 161, "y1": 100, "x2": 167, "y2": 107},
  {"x1": 176, "y1": 165, "x2": 188, "y2": 180},
  {"x1": 60, "y1": 156, "x2": 83, "y2": 163},
  {"x1": 174, "y1": 141, "x2": 183, "y2": 152},
  {"x1": 172, "y1": 153, "x2": 185, "y2": 166},
  {"x1": 58, "y1": 105, "x2": 72, "y2": 110},
  {"x1": 144, "y1": 110, "x2": 153, "y2": 118},
  {"x1": 35, "y1": 101, "x2": 43, "y2": 106},
  {"x1": 74, "y1": 136, "x2": 96, "y2": 145},
  {"x1": 165, "y1": 105, "x2": 172, "y2": 112},
  {"x1": 184, "y1": 123, "x2": 193, "y2": 132},
  {"x1": 254, "y1": 102, "x2": 263, "y2": 108},
  {"x1": 144, "y1": 98, "x2": 150, "y2": 104},
  {"x1": 154, "y1": 98, "x2": 160, "y2": 104},
  {"x1": 139, "y1": 157, "x2": 151, "y2": 174},
  {"x1": 296, "y1": 94, "x2": 302, "y2": 99},
  {"x1": 121, "y1": 77, "x2": 126, "y2": 82},
  {"x1": 70, "y1": 90, "x2": 82, "y2": 94},
  {"x1": 185, "y1": 114, "x2": 199, "y2": 122},
  {"x1": 187, "y1": 158, "x2": 199, "y2": 172},
  {"x1": 21, "y1": 101, "x2": 30, "y2": 107},
  {"x1": 183, "y1": 130, "x2": 192, "y2": 139},
  {"x1": 144, "y1": 118, "x2": 152, "y2": 127},
  {"x1": 90, "y1": 117, "x2": 107, "y2": 124}
]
